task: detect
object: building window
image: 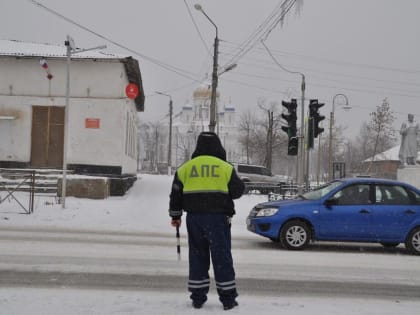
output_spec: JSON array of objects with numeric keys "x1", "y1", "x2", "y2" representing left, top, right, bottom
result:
[{"x1": 125, "y1": 112, "x2": 137, "y2": 159}]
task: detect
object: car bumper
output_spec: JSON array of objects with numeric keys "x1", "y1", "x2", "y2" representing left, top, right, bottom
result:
[{"x1": 246, "y1": 216, "x2": 276, "y2": 237}]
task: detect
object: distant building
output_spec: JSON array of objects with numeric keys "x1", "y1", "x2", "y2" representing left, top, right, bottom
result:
[
  {"x1": 140, "y1": 84, "x2": 243, "y2": 172},
  {"x1": 0, "y1": 39, "x2": 145, "y2": 194},
  {"x1": 361, "y1": 145, "x2": 419, "y2": 179}
]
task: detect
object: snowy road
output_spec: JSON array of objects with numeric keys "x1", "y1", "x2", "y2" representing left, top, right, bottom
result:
[{"x1": 1, "y1": 226, "x2": 419, "y2": 300}]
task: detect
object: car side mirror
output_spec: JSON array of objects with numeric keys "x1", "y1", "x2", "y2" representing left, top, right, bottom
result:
[{"x1": 325, "y1": 198, "x2": 339, "y2": 207}]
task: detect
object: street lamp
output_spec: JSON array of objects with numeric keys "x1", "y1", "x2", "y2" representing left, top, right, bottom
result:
[
  {"x1": 329, "y1": 94, "x2": 351, "y2": 181},
  {"x1": 61, "y1": 35, "x2": 106, "y2": 208},
  {"x1": 194, "y1": 3, "x2": 219, "y2": 133},
  {"x1": 218, "y1": 63, "x2": 237, "y2": 76},
  {"x1": 155, "y1": 91, "x2": 173, "y2": 176}
]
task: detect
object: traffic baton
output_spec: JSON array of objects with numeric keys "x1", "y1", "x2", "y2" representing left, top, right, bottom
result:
[{"x1": 176, "y1": 225, "x2": 181, "y2": 261}]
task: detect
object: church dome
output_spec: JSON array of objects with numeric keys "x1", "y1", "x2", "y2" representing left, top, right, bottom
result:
[{"x1": 193, "y1": 84, "x2": 220, "y2": 99}]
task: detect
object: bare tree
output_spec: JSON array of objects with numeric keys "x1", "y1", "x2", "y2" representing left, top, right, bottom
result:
[
  {"x1": 257, "y1": 98, "x2": 284, "y2": 171},
  {"x1": 138, "y1": 121, "x2": 167, "y2": 173},
  {"x1": 238, "y1": 110, "x2": 266, "y2": 165},
  {"x1": 238, "y1": 110, "x2": 258, "y2": 164},
  {"x1": 237, "y1": 99, "x2": 288, "y2": 174},
  {"x1": 365, "y1": 98, "x2": 397, "y2": 172}
]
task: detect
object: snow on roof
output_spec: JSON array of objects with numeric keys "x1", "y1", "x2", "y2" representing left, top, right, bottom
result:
[
  {"x1": 363, "y1": 145, "x2": 400, "y2": 162},
  {"x1": 362, "y1": 144, "x2": 419, "y2": 162},
  {"x1": 0, "y1": 39, "x2": 145, "y2": 111},
  {"x1": 0, "y1": 39, "x2": 124, "y2": 59}
]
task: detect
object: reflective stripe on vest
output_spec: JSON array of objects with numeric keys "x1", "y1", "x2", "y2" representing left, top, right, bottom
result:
[{"x1": 177, "y1": 156, "x2": 233, "y2": 194}]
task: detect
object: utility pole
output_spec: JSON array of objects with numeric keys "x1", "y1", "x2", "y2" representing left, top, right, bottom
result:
[
  {"x1": 155, "y1": 91, "x2": 173, "y2": 175},
  {"x1": 300, "y1": 75, "x2": 306, "y2": 193},
  {"x1": 209, "y1": 35, "x2": 219, "y2": 133},
  {"x1": 168, "y1": 98, "x2": 173, "y2": 175},
  {"x1": 267, "y1": 110, "x2": 274, "y2": 171},
  {"x1": 194, "y1": 4, "x2": 219, "y2": 133},
  {"x1": 61, "y1": 35, "x2": 106, "y2": 208}
]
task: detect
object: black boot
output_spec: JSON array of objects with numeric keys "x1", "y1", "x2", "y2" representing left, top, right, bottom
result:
[
  {"x1": 192, "y1": 300, "x2": 204, "y2": 309},
  {"x1": 223, "y1": 300, "x2": 238, "y2": 311}
]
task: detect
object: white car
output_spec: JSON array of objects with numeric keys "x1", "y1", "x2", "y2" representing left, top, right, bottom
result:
[{"x1": 232, "y1": 163, "x2": 287, "y2": 185}]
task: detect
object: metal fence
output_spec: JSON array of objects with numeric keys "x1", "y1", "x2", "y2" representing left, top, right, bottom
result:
[
  {"x1": 244, "y1": 181, "x2": 325, "y2": 202},
  {"x1": 244, "y1": 182, "x2": 298, "y2": 198},
  {"x1": 0, "y1": 169, "x2": 35, "y2": 214}
]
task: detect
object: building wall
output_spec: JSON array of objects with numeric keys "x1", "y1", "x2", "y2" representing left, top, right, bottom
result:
[
  {"x1": 0, "y1": 100, "x2": 31, "y2": 162},
  {"x1": 0, "y1": 57, "x2": 126, "y2": 98},
  {"x1": 0, "y1": 56, "x2": 138, "y2": 175}
]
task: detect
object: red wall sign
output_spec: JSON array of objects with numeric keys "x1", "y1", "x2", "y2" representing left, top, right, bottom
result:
[
  {"x1": 125, "y1": 83, "x2": 139, "y2": 99},
  {"x1": 85, "y1": 118, "x2": 100, "y2": 129}
]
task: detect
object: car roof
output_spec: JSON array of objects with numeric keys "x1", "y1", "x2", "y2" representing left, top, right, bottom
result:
[
  {"x1": 335, "y1": 177, "x2": 419, "y2": 190},
  {"x1": 232, "y1": 163, "x2": 266, "y2": 168}
]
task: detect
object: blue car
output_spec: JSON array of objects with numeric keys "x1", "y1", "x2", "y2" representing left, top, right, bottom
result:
[{"x1": 246, "y1": 178, "x2": 420, "y2": 255}]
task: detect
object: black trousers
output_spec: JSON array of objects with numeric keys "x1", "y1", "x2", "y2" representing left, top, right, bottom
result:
[{"x1": 186, "y1": 213, "x2": 238, "y2": 304}]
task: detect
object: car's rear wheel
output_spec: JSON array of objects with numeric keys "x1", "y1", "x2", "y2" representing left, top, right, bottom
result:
[
  {"x1": 280, "y1": 220, "x2": 310, "y2": 250},
  {"x1": 380, "y1": 242, "x2": 399, "y2": 248},
  {"x1": 405, "y1": 227, "x2": 420, "y2": 255}
]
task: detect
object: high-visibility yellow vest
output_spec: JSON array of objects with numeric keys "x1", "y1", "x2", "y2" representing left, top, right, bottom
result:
[{"x1": 177, "y1": 155, "x2": 233, "y2": 194}]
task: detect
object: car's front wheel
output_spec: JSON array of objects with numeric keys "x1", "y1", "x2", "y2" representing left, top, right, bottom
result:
[
  {"x1": 405, "y1": 227, "x2": 420, "y2": 255},
  {"x1": 280, "y1": 220, "x2": 310, "y2": 250}
]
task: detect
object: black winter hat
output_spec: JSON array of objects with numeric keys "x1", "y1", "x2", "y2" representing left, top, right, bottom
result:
[{"x1": 191, "y1": 132, "x2": 226, "y2": 161}]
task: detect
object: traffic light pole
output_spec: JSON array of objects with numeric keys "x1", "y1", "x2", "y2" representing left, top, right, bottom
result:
[
  {"x1": 260, "y1": 41, "x2": 305, "y2": 193},
  {"x1": 305, "y1": 116, "x2": 310, "y2": 190},
  {"x1": 298, "y1": 75, "x2": 305, "y2": 194},
  {"x1": 307, "y1": 99, "x2": 325, "y2": 189}
]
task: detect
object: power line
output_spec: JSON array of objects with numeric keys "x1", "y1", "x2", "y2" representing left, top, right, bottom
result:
[
  {"x1": 230, "y1": 70, "x2": 420, "y2": 99},
  {"x1": 222, "y1": 0, "x2": 297, "y2": 69},
  {"x1": 218, "y1": 41, "x2": 420, "y2": 95},
  {"x1": 219, "y1": 51, "x2": 420, "y2": 88},
  {"x1": 145, "y1": 81, "x2": 198, "y2": 98},
  {"x1": 223, "y1": 40, "x2": 420, "y2": 75},
  {"x1": 183, "y1": 0, "x2": 211, "y2": 56},
  {"x1": 228, "y1": 66, "x2": 420, "y2": 98},
  {"x1": 261, "y1": 47, "x2": 420, "y2": 75},
  {"x1": 26, "y1": 0, "x2": 203, "y2": 83}
]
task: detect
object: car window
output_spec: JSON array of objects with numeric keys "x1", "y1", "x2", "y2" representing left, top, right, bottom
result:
[
  {"x1": 253, "y1": 166, "x2": 263, "y2": 175},
  {"x1": 237, "y1": 164, "x2": 272, "y2": 176},
  {"x1": 375, "y1": 184, "x2": 413, "y2": 205},
  {"x1": 237, "y1": 165, "x2": 250, "y2": 173},
  {"x1": 302, "y1": 181, "x2": 342, "y2": 200},
  {"x1": 261, "y1": 168, "x2": 271, "y2": 176},
  {"x1": 333, "y1": 184, "x2": 371, "y2": 205},
  {"x1": 407, "y1": 188, "x2": 420, "y2": 205}
]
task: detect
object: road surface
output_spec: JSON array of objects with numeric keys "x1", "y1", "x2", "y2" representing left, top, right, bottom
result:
[{"x1": 0, "y1": 226, "x2": 419, "y2": 300}]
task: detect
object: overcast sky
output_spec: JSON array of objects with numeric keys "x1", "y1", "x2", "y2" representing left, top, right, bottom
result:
[{"x1": 2, "y1": 0, "x2": 419, "y2": 139}]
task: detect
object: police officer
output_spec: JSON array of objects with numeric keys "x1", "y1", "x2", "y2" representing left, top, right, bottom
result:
[{"x1": 169, "y1": 131, "x2": 244, "y2": 311}]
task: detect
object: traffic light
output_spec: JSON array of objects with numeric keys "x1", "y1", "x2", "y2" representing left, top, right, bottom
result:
[
  {"x1": 309, "y1": 99, "x2": 325, "y2": 138},
  {"x1": 281, "y1": 99, "x2": 298, "y2": 155}
]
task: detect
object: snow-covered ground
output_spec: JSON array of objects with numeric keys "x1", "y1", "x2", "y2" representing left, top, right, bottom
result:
[
  {"x1": 1, "y1": 174, "x2": 419, "y2": 314},
  {"x1": 2, "y1": 287, "x2": 419, "y2": 315}
]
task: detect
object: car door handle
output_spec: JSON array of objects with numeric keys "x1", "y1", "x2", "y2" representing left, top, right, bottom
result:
[
  {"x1": 359, "y1": 209, "x2": 370, "y2": 214},
  {"x1": 404, "y1": 209, "x2": 416, "y2": 215}
]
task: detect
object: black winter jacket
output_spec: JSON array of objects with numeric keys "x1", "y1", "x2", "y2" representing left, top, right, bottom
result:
[{"x1": 169, "y1": 132, "x2": 244, "y2": 219}]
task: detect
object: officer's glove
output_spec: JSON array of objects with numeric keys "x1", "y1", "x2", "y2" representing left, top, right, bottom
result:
[
  {"x1": 227, "y1": 216, "x2": 232, "y2": 226},
  {"x1": 171, "y1": 218, "x2": 182, "y2": 227}
]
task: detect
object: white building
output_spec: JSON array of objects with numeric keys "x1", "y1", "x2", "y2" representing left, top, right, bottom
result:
[{"x1": 0, "y1": 39, "x2": 144, "y2": 193}]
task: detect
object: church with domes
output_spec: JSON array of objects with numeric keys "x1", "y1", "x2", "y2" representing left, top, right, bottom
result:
[
  {"x1": 173, "y1": 84, "x2": 243, "y2": 166},
  {"x1": 140, "y1": 84, "x2": 244, "y2": 172}
]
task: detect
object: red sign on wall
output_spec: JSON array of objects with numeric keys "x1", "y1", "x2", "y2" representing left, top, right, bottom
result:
[
  {"x1": 125, "y1": 83, "x2": 139, "y2": 99},
  {"x1": 85, "y1": 118, "x2": 100, "y2": 129}
]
